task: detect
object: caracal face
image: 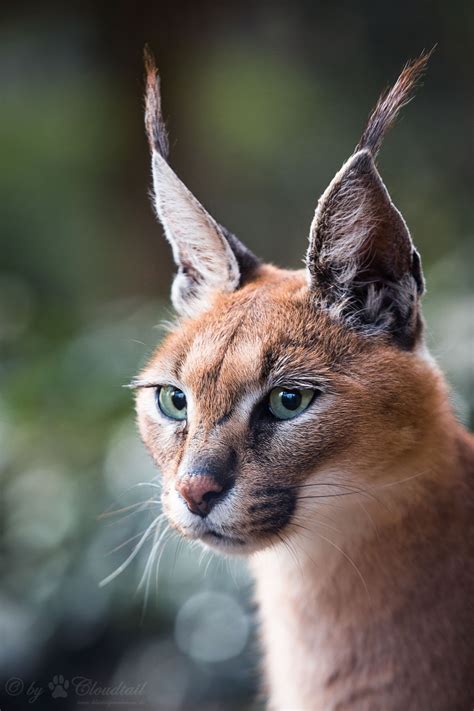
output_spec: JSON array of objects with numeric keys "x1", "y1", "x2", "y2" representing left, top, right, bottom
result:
[{"x1": 136, "y1": 266, "x2": 433, "y2": 554}]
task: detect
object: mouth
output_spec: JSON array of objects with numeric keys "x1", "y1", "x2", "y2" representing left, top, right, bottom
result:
[{"x1": 177, "y1": 517, "x2": 249, "y2": 552}]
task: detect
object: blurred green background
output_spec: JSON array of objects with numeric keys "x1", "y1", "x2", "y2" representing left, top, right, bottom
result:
[{"x1": 1, "y1": 1, "x2": 472, "y2": 709}]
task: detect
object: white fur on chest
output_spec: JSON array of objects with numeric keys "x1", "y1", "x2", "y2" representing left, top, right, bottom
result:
[
  {"x1": 251, "y1": 541, "x2": 349, "y2": 710},
  {"x1": 249, "y1": 513, "x2": 399, "y2": 711}
]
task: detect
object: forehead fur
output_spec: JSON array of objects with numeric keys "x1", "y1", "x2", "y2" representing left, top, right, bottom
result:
[{"x1": 142, "y1": 265, "x2": 376, "y2": 402}]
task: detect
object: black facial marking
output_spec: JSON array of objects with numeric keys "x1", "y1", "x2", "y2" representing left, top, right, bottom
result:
[
  {"x1": 254, "y1": 485, "x2": 288, "y2": 497},
  {"x1": 248, "y1": 500, "x2": 276, "y2": 513},
  {"x1": 215, "y1": 411, "x2": 233, "y2": 427},
  {"x1": 247, "y1": 487, "x2": 296, "y2": 536},
  {"x1": 248, "y1": 399, "x2": 279, "y2": 454}
]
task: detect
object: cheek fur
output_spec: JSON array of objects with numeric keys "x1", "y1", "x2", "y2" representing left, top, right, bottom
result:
[{"x1": 248, "y1": 409, "x2": 349, "y2": 482}]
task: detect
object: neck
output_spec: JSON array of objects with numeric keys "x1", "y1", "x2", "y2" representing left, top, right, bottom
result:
[{"x1": 250, "y1": 403, "x2": 473, "y2": 710}]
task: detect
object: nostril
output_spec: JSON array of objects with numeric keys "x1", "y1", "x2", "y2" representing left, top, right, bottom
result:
[
  {"x1": 176, "y1": 474, "x2": 227, "y2": 517},
  {"x1": 202, "y1": 489, "x2": 221, "y2": 506}
]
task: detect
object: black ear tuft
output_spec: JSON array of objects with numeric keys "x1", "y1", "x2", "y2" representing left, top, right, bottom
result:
[
  {"x1": 356, "y1": 51, "x2": 432, "y2": 158},
  {"x1": 144, "y1": 46, "x2": 170, "y2": 160}
]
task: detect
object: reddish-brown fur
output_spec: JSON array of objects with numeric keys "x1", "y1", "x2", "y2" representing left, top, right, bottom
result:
[{"x1": 134, "y1": 54, "x2": 474, "y2": 709}]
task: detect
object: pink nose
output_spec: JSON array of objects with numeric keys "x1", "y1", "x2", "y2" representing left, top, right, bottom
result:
[{"x1": 176, "y1": 474, "x2": 224, "y2": 517}]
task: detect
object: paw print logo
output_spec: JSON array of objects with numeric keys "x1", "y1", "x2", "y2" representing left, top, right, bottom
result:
[{"x1": 48, "y1": 675, "x2": 69, "y2": 698}]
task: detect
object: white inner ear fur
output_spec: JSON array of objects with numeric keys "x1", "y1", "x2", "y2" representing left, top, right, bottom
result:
[{"x1": 151, "y1": 151, "x2": 240, "y2": 317}]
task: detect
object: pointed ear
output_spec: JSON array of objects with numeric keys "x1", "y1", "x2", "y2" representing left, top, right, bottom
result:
[
  {"x1": 144, "y1": 49, "x2": 260, "y2": 318},
  {"x1": 306, "y1": 54, "x2": 430, "y2": 349}
]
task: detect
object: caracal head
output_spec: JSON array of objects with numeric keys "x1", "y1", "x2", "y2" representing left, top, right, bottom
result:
[{"x1": 134, "y1": 51, "x2": 438, "y2": 554}]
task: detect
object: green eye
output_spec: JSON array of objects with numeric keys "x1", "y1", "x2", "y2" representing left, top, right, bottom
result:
[
  {"x1": 157, "y1": 386, "x2": 187, "y2": 421},
  {"x1": 268, "y1": 388, "x2": 315, "y2": 420}
]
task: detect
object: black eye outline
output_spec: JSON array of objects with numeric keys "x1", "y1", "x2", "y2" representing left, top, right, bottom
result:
[{"x1": 156, "y1": 385, "x2": 187, "y2": 421}]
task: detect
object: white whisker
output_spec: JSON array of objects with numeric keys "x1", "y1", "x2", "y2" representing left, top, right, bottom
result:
[
  {"x1": 99, "y1": 514, "x2": 163, "y2": 588},
  {"x1": 138, "y1": 523, "x2": 170, "y2": 593},
  {"x1": 314, "y1": 530, "x2": 370, "y2": 600}
]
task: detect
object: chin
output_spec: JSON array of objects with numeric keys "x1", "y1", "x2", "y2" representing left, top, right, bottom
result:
[
  {"x1": 199, "y1": 532, "x2": 249, "y2": 555},
  {"x1": 179, "y1": 522, "x2": 282, "y2": 556},
  {"x1": 168, "y1": 517, "x2": 269, "y2": 556},
  {"x1": 201, "y1": 531, "x2": 270, "y2": 556}
]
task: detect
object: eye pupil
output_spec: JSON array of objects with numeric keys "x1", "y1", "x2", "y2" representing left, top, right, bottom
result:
[
  {"x1": 280, "y1": 390, "x2": 302, "y2": 411},
  {"x1": 171, "y1": 389, "x2": 186, "y2": 410},
  {"x1": 157, "y1": 385, "x2": 187, "y2": 420},
  {"x1": 268, "y1": 387, "x2": 315, "y2": 420}
]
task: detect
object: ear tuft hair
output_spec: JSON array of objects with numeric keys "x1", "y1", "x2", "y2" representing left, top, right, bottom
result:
[
  {"x1": 356, "y1": 50, "x2": 433, "y2": 158},
  {"x1": 144, "y1": 46, "x2": 170, "y2": 160}
]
